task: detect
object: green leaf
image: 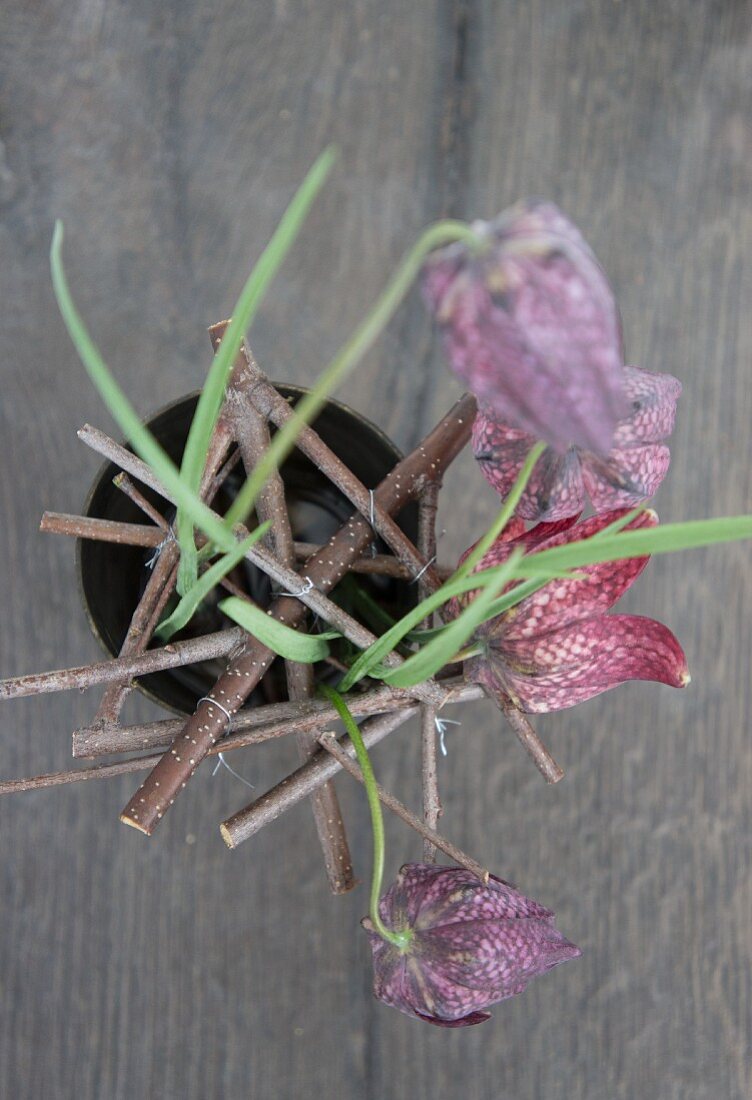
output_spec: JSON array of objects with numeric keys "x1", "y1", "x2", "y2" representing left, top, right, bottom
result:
[
  {"x1": 175, "y1": 147, "x2": 338, "y2": 593},
  {"x1": 156, "y1": 526, "x2": 270, "y2": 641},
  {"x1": 505, "y1": 514, "x2": 752, "y2": 576},
  {"x1": 219, "y1": 597, "x2": 340, "y2": 662},
  {"x1": 222, "y1": 218, "x2": 485, "y2": 532},
  {"x1": 50, "y1": 222, "x2": 238, "y2": 558},
  {"x1": 377, "y1": 551, "x2": 523, "y2": 689}
]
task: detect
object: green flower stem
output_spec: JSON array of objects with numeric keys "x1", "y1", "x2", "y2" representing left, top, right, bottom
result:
[
  {"x1": 319, "y1": 685, "x2": 412, "y2": 951},
  {"x1": 452, "y1": 440, "x2": 546, "y2": 581},
  {"x1": 223, "y1": 219, "x2": 484, "y2": 532}
]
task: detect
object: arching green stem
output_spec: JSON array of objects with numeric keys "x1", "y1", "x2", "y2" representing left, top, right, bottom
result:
[
  {"x1": 223, "y1": 219, "x2": 486, "y2": 531},
  {"x1": 319, "y1": 685, "x2": 412, "y2": 951}
]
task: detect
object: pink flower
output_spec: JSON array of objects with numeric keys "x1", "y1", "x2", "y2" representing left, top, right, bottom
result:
[
  {"x1": 453, "y1": 510, "x2": 689, "y2": 714},
  {"x1": 423, "y1": 200, "x2": 626, "y2": 454},
  {"x1": 473, "y1": 366, "x2": 682, "y2": 522},
  {"x1": 364, "y1": 863, "x2": 580, "y2": 1027}
]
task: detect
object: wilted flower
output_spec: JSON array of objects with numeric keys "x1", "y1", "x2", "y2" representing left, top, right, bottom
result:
[
  {"x1": 422, "y1": 200, "x2": 626, "y2": 454},
  {"x1": 473, "y1": 366, "x2": 682, "y2": 522},
  {"x1": 364, "y1": 863, "x2": 580, "y2": 1027},
  {"x1": 452, "y1": 509, "x2": 689, "y2": 714}
]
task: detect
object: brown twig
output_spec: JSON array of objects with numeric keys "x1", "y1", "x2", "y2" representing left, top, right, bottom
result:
[
  {"x1": 317, "y1": 733, "x2": 488, "y2": 883},
  {"x1": 223, "y1": 347, "x2": 354, "y2": 894},
  {"x1": 0, "y1": 628, "x2": 243, "y2": 699},
  {"x1": 42, "y1": 511, "x2": 450, "y2": 581},
  {"x1": 0, "y1": 683, "x2": 486, "y2": 798},
  {"x1": 219, "y1": 708, "x2": 415, "y2": 848},
  {"x1": 113, "y1": 473, "x2": 169, "y2": 530},
  {"x1": 210, "y1": 324, "x2": 445, "y2": 592},
  {"x1": 418, "y1": 480, "x2": 441, "y2": 860},
  {"x1": 40, "y1": 512, "x2": 163, "y2": 548},
  {"x1": 0, "y1": 756, "x2": 164, "y2": 795},
  {"x1": 498, "y1": 697, "x2": 564, "y2": 784},
  {"x1": 73, "y1": 678, "x2": 484, "y2": 758},
  {"x1": 117, "y1": 393, "x2": 476, "y2": 834}
]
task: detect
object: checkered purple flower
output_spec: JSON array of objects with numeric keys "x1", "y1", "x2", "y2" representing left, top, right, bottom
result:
[
  {"x1": 364, "y1": 863, "x2": 580, "y2": 1027},
  {"x1": 452, "y1": 509, "x2": 689, "y2": 714},
  {"x1": 423, "y1": 200, "x2": 626, "y2": 454}
]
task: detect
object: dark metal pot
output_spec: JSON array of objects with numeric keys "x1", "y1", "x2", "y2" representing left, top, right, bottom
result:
[{"x1": 78, "y1": 387, "x2": 418, "y2": 714}]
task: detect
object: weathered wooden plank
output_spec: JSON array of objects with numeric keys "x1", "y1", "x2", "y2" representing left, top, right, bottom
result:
[{"x1": 1, "y1": 2, "x2": 751, "y2": 1098}]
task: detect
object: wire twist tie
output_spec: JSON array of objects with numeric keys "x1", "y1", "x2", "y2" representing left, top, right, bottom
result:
[{"x1": 197, "y1": 695, "x2": 233, "y2": 728}]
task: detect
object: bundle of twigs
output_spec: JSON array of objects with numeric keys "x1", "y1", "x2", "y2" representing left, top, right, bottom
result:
[{"x1": 0, "y1": 325, "x2": 561, "y2": 893}]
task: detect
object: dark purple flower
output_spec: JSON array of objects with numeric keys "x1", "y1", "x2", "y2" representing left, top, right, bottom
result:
[
  {"x1": 473, "y1": 366, "x2": 682, "y2": 522},
  {"x1": 423, "y1": 201, "x2": 626, "y2": 454},
  {"x1": 450, "y1": 509, "x2": 689, "y2": 714},
  {"x1": 364, "y1": 863, "x2": 580, "y2": 1027}
]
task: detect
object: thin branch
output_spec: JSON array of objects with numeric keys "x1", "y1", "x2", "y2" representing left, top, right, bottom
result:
[
  {"x1": 113, "y1": 473, "x2": 169, "y2": 529},
  {"x1": 42, "y1": 511, "x2": 450, "y2": 581},
  {"x1": 73, "y1": 678, "x2": 484, "y2": 758},
  {"x1": 0, "y1": 629, "x2": 243, "y2": 699},
  {"x1": 224, "y1": 347, "x2": 354, "y2": 894},
  {"x1": 220, "y1": 708, "x2": 415, "y2": 848},
  {"x1": 40, "y1": 512, "x2": 162, "y2": 548},
  {"x1": 210, "y1": 324, "x2": 445, "y2": 592},
  {"x1": 0, "y1": 683, "x2": 485, "y2": 799},
  {"x1": 418, "y1": 480, "x2": 442, "y2": 860},
  {"x1": 498, "y1": 697, "x2": 564, "y2": 784},
  {"x1": 317, "y1": 733, "x2": 488, "y2": 882}
]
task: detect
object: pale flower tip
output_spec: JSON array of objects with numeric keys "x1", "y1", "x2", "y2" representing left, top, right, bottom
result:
[{"x1": 680, "y1": 668, "x2": 691, "y2": 687}]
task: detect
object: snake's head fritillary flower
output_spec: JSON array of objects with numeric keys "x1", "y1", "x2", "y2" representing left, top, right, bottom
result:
[
  {"x1": 451, "y1": 509, "x2": 690, "y2": 714},
  {"x1": 423, "y1": 201, "x2": 626, "y2": 454},
  {"x1": 363, "y1": 863, "x2": 580, "y2": 1027},
  {"x1": 473, "y1": 366, "x2": 682, "y2": 522}
]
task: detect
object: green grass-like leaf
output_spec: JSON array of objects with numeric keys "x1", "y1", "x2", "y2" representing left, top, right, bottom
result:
[
  {"x1": 155, "y1": 525, "x2": 270, "y2": 641},
  {"x1": 377, "y1": 550, "x2": 523, "y2": 689},
  {"x1": 219, "y1": 596, "x2": 341, "y2": 662},
  {"x1": 175, "y1": 147, "x2": 338, "y2": 592},
  {"x1": 50, "y1": 222, "x2": 238, "y2": 557}
]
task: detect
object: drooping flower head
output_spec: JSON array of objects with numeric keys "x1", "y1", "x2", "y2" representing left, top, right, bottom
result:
[
  {"x1": 423, "y1": 201, "x2": 626, "y2": 455},
  {"x1": 364, "y1": 863, "x2": 580, "y2": 1027},
  {"x1": 473, "y1": 366, "x2": 682, "y2": 522},
  {"x1": 451, "y1": 509, "x2": 689, "y2": 714}
]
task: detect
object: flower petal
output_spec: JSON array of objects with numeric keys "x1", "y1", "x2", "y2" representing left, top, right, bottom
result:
[
  {"x1": 473, "y1": 410, "x2": 586, "y2": 521},
  {"x1": 423, "y1": 201, "x2": 626, "y2": 454},
  {"x1": 490, "y1": 613, "x2": 690, "y2": 713},
  {"x1": 422, "y1": 919, "x2": 581, "y2": 996},
  {"x1": 582, "y1": 443, "x2": 671, "y2": 513},
  {"x1": 498, "y1": 510, "x2": 657, "y2": 639},
  {"x1": 613, "y1": 366, "x2": 682, "y2": 446}
]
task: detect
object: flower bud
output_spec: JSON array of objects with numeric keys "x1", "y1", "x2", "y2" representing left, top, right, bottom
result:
[
  {"x1": 364, "y1": 863, "x2": 580, "y2": 1026},
  {"x1": 423, "y1": 201, "x2": 626, "y2": 454}
]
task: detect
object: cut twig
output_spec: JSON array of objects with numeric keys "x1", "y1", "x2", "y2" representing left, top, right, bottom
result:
[
  {"x1": 499, "y1": 697, "x2": 564, "y2": 784},
  {"x1": 73, "y1": 678, "x2": 484, "y2": 758},
  {"x1": 418, "y1": 480, "x2": 441, "y2": 860},
  {"x1": 220, "y1": 708, "x2": 415, "y2": 848},
  {"x1": 42, "y1": 510, "x2": 450, "y2": 581},
  {"x1": 317, "y1": 732, "x2": 488, "y2": 882},
  {"x1": 224, "y1": 347, "x2": 354, "y2": 894},
  {"x1": 40, "y1": 512, "x2": 163, "y2": 548},
  {"x1": 0, "y1": 628, "x2": 243, "y2": 699},
  {"x1": 210, "y1": 324, "x2": 445, "y2": 592},
  {"x1": 113, "y1": 473, "x2": 170, "y2": 530},
  {"x1": 118, "y1": 394, "x2": 476, "y2": 835}
]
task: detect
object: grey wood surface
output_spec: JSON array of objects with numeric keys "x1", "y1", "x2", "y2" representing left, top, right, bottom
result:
[{"x1": 1, "y1": 2, "x2": 751, "y2": 1097}]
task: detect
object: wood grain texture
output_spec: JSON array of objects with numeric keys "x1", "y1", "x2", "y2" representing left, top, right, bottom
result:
[{"x1": 1, "y1": 2, "x2": 750, "y2": 1097}]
